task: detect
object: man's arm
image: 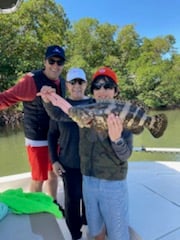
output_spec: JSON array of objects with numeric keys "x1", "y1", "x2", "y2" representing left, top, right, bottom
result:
[{"x1": 0, "y1": 73, "x2": 36, "y2": 110}]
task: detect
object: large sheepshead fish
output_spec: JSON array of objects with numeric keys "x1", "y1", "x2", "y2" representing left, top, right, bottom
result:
[{"x1": 68, "y1": 99, "x2": 168, "y2": 138}]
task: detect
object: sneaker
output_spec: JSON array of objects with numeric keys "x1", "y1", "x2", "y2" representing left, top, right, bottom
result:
[
  {"x1": 53, "y1": 199, "x2": 65, "y2": 217},
  {"x1": 81, "y1": 225, "x2": 91, "y2": 239}
]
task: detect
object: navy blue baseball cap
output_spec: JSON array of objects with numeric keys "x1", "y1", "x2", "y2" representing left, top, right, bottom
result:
[{"x1": 45, "y1": 45, "x2": 65, "y2": 60}]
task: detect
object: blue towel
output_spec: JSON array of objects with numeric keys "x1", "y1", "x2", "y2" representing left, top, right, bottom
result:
[{"x1": 0, "y1": 202, "x2": 9, "y2": 220}]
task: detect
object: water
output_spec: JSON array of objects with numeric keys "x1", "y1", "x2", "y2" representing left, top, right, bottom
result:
[
  {"x1": 0, "y1": 126, "x2": 28, "y2": 177},
  {"x1": 0, "y1": 110, "x2": 179, "y2": 177}
]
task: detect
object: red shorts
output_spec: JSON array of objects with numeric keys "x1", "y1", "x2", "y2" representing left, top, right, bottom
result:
[{"x1": 26, "y1": 145, "x2": 53, "y2": 181}]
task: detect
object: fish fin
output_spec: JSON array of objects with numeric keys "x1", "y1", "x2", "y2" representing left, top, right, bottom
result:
[
  {"x1": 131, "y1": 126, "x2": 144, "y2": 135},
  {"x1": 130, "y1": 99, "x2": 149, "y2": 113},
  {"x1": 116, "y1": 97, "x2": 149, "y2": 113},
  {"x1": 147, "y1": 113, "x2": 168, "y2": 138}
]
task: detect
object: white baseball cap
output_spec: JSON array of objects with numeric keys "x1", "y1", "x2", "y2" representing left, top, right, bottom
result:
[{"x1": 66, "y1": 68, "x2": 87, "y2": 82}]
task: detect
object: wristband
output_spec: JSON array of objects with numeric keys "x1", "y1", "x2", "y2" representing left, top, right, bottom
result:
[{"x1": 112, "y1": 137, "x2": 124, "y2": 145}]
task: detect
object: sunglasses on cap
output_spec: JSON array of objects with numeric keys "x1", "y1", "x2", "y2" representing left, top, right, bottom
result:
[
  {"x1": 68, "y1": 79, "x2": 86, "y2": 85},
  {"x1": 47, "y1": 58, "x2": 65, "y2": 66},
  {"x1": 92, "y1": 82, "x2": 115, "y2": 90}
]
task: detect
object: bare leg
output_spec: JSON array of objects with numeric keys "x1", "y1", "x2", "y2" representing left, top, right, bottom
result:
[
  {"x1": 45, "y1": 170, "x2": 58, "y2": 199},
  {"x1": 30, "y1": 179, "x2": 43, "y2": 192},
  {"x1": 94, "y1": 227, "x2": 106, "y2": 240}
]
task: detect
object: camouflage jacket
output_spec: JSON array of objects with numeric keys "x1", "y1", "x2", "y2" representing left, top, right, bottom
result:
[{"x1": 79, "y1": 128, "x2": 133, "y2": 180}]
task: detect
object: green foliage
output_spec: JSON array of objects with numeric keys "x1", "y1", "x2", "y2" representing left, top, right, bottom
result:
[
  {"x1": 0, "y1": 0, "x2": 69, "y2": 90},
  {"x1": 0, "y1": 0, "x2": 179, "y2": 109}
]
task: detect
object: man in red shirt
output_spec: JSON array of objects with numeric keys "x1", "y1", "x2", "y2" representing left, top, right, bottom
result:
[{"x1": 0, "y1": 45, "x2": 66, "y2": 207}]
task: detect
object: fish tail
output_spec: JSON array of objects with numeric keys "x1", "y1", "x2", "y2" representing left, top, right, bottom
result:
[{"x1": 146, "y1": 113, "x2": 168, "y2": 138}]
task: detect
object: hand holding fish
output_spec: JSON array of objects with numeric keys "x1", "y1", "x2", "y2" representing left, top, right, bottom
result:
[
  {"x1": 37, "y1": 87, "x2": 72, "y2": 114},
  {"x1": 107, "y1": 113, "x2": 123, "y2": 142},
  {"x1": 37, "y1": 86, "x2": 56, "y2": 103},
  {"x1": 49, "y1": 92, "x2": 72, "y2": 114}
]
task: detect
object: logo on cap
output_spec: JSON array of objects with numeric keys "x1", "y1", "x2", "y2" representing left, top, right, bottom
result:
[
  {"x1": 98, "y1": 69, "x2": 106, "y2": 74},
  {"x1": 45, "y1": 45, "x2": 65, "y2": 60},
  {"x1": 53, "y1": 47, "x2": 62, "y2": 54}
]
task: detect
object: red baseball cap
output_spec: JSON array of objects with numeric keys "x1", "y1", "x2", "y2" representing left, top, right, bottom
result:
[{"x1": 92, "y1": 67, "x2": 118, "y2": 84}]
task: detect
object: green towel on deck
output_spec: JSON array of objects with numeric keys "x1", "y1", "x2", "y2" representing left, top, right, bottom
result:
[{"x1": 0, "y1": 188, "x2": 62, "y2": 218}]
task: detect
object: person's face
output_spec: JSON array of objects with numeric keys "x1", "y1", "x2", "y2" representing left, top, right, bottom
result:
[
  {"x1": 92, "y1": 78, "x2": 116, "y2": 100},
  {"x1": 66, "y1": 78, "x2": 87, "y2": 100},
  {"x1": 44, "y1": 56, "x2": 65, "y2": 80}
]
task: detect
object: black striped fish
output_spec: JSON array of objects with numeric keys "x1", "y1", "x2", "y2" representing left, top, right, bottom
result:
[{"x1": 68, "y1": 99, "x2": 168, "y2": 138}]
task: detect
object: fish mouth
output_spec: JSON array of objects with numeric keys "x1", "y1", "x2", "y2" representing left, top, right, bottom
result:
[
  {"x1": 86, "y1": 119, "x2": 93, "y2": 125},
  {"x1": 81, "y1": 117, "x2": 93, "y2": 127}
]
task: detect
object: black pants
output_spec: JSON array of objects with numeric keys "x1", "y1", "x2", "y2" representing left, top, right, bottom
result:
[{"x1": 62, "y1": 167, "x2": 87, "y2": 240}]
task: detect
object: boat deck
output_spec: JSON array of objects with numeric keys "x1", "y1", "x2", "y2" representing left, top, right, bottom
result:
[
  {"x1": 128, "y1": 161, "x2": 180, "y2": 240},
  {"x1": 0, "y1": 161, "x2": 180, "y2": 240}
]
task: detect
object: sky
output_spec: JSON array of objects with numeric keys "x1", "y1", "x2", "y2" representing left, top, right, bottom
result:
[{"x1": 56, "y1": 0, "x2": 180, "y2": 53}]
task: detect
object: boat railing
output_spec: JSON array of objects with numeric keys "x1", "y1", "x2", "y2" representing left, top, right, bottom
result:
[{"x1": 133, "y1": 147, "x2": 180, "y2": 153}]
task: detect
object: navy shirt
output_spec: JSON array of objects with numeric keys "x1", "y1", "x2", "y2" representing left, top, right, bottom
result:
[{"x1": 47, "y1": 98, "x2": 94, "y2": 168}]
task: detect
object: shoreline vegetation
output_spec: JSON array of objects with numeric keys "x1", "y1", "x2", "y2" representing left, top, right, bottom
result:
[
  {"x1": 0, "y1": 107, "x2": 23, "y2": 129},
  {"x1": 0, "y1": 104, "x2": 179, "y2": 128}
]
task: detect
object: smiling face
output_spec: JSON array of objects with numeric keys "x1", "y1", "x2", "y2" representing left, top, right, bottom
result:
[
  {"x1": 91, "y1": 76, "x2": 117, "y2": 100},
  {"x1": 43, "y1": 56, "x2": 65, "y2": 80},
  {"x1": 66, "y1": 78, "x2": 87, "y2": 100}
]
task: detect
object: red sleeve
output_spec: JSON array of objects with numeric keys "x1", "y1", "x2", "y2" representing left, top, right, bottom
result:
[{"x1": 0, "y1": 72, "x2": 37, "y2": 110}]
